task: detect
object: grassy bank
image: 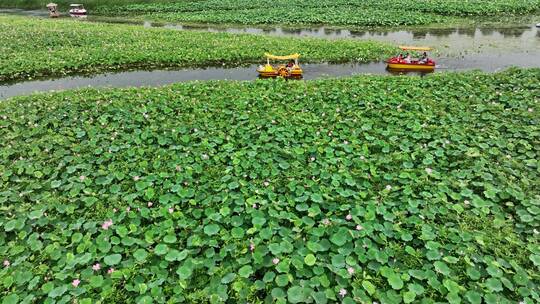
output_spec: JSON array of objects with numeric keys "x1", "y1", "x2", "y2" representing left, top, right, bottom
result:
[
  {"x1": 0, "y1": 15, "x2": 396, "y2": 82},
  {"x1": 1, "y1": 69, "x2": 539, "y2": 303}
]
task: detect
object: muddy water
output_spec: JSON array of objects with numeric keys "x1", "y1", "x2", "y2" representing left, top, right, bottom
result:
[
  {"x1": 0, "y1": 63, "x2": 384, "y2": 99},
  {"x1": 1, "y1": 58, "x2": 537, "y2": 100},
  {"x1": 0, "y1": 8, "x2": 49, "y2": 17}
]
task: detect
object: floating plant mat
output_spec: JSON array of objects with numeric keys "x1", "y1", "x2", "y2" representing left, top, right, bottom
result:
[{"x1": 1, "y1": 69, "x2": 539, "y2": 303}]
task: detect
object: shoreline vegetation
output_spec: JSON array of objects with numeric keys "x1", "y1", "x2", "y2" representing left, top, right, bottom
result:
[
  {"x1": 0, "y1": 15, "x2": 396, "y2": 83},
  {"x1": 1, "y1": 69, "x2": 539, "y2": 303},
  {"x1": 1, "y1": 0, "x2": 539, "y2": 28}
]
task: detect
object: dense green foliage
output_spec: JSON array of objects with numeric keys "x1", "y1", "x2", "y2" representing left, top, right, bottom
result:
[
  {"x1": 1, "y1": 69, "x2": 539, "y2": 303},
  {"x1": 95, "y1": 0, "x2": 540, "y2": 26},
  {"x1": 0, "y1": 16, "x2": 394, "y2": 82}
]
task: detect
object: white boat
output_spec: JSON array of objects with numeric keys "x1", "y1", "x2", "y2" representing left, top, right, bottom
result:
[
  {"x1": 69, "y1": 4, "x2": 87, "y2": 17},
  {"x1": 536, "y1": 23, "x2": 540, "y2": 28}
]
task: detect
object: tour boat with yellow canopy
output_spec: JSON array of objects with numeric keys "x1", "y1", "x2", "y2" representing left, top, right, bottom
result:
[
  {"x1": 257, "y1": 53, "x2": 303, "y2": 78},
  {"x1": 387, "y1": 46, "x2": 436, "y2": 72}
]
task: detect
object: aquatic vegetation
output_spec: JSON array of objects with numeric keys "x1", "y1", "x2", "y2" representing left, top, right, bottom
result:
[
  {"x1": 0, "y1": 69, "x2": 539, "y2": 303},
  {"x1": 0, "y1": 15, "x2": 395, "y2": 82},
  {"x1": 95, "y1": 0, "x2": 540, "y2": 26},
  {"x1": 138, "y1": 7, "x2": 447, "y2": 27},
  {"x1": 0, "y1": 0, "x2": 164, "y2": 10}
]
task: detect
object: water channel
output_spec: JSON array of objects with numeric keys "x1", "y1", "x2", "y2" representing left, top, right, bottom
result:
[{"x1": 1, "y1": 9, "x2": 539, "y2": 99}]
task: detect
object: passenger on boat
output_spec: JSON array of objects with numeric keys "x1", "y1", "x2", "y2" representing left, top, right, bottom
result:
[
  {"x1": 419, "y1": 52, "x2": 428, "y2": 64},
  {"x1": 403, "y1": 53, "x2": 411, "y2": 63},
  {"x1": 286, "y1": 60, "x2": 295, "y2": 71}
]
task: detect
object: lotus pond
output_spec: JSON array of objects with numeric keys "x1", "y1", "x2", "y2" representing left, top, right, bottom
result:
[
  {"x1": 94, "y1": 0, "x2": 540, "y2": 27},
  {"x1": 0, "y1": 15, "x2": 395, "y2": 83},
  {"x1": 1, "y1": 69, "x2": 539, "y2": 304}
]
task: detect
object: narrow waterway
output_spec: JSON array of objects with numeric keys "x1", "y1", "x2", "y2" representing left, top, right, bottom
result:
[
  {"x1": 1, "y1": 9, "x2": 539, "y2": 99},
  {"x1": 2, "y1": 57, "x2": 538, "y2": 100}
]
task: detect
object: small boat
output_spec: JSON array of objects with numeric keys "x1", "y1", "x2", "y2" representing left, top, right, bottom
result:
[
  {"x1": 69, "y1": 4, "x2": 87, "y2": 17},
  {"x1": 387, "y1": 46, "x2": 436, "y2": 72},
  {"x1": 257, "y1": 53, "x2": 303, "y2": 79},
  {"x1": 536, "y1": 23, "x2": 540, "y2": 28},
  {"x1": 46, "y1": 3, "x2": 60, "y2": 18}
]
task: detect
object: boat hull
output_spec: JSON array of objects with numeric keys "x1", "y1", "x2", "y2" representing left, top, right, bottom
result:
[
  {"x1": 387, "y1": 63, "x2": 435, "y2": 72},
  {"x1": 257, "y1": 70, "x2": 303, "y2": 78},
  {"x1": 69, "y1": 10, "x2": 87, "y2": 17}
]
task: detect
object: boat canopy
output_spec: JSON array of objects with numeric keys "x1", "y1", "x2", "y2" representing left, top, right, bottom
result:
[
  {"x1": 70, "y1": 4, "x2": 83, "y2": 6},
  {"x1": 46, "y1": 3, "x2": 57, "y2": 7},
  {"x1": 264, "y1": 53, "x2": 300, "y2": 60},
  {"x1": 399, "y1": 46, "x2": 433, "y2": 51}
]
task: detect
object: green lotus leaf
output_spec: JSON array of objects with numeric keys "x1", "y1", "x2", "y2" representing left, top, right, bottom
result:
[
  {"x1": 204, "y1": 224, "x2": 220, "y2": 236},
  {"x1": 238, "y1": 265, "x2": 253, "y2": 278},
  {"x1": 104, "y1": 254, "x2": 122, "y2": 266},
  {"x1": 304, "y1": 254, "x2": 317, "y2": 266}
]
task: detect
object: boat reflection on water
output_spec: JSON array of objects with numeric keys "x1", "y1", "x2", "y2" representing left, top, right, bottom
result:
[{"x1": 385, "y1": 67, "x2": 434, "y2": 76}]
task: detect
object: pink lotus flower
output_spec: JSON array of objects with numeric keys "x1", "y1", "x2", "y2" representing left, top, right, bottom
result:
[
  {"x1": 252, "y1": 203, "x2": 258, "y2": 209},
  {"x1": 126, "y1": 207, "x2": 131, "y2": 212},
  {"x1": 425, "y1": 168, "x2": 433, "y2": 174},
  {"x1": 168, "y1": 208, "x2": 174, "y2": 214},
  {"x1": 345, "y1": 214, "x2": 352, "y2": 221},
  {"x1": 72, "y1": 279, "x2": 80, "y2": 287},
  {"x1": 175, "y1": 165, "x2": 181, "y2": 171},
  {"x1": 113, "y1": 208, "x2": 118, "y2": 213},
  {"x1": 107, "y1": 268, "x2": 115, "y2": 274},
  {"x1": 147, "y1": 202, "x2": 153, "y2": 207},
  {"x1": 464, "y1": 200, "x2": 470, "y2": 206},
  {"x1": 347, "y1": 267, "x2": 355, "y2": 275},
  {"x1": 272, "y1": 258, "x2": 280, "y2": 265},
  {"x1": 3, "y1": 260, "x2": 9, "y2": 267},
  {"x1": 92, "y1": 263, "x2": 101, "y2": 271},
  {"x1": 263, "y1": 181, "x2": 270, "y2": 187},
  {"x1": 79, "y1": 175, "x2": 86, "y2": 181},
  {"x1": 322, "y1": 218, "x2": 330, "y2": 225},
  {"x1": 356, "y1": 225, "x2": 363, "y2": 231},
  {"x1": 133, "y1": 176, "x2": 140, "y2": 181},
  {"x1": 385, "y1": 185, "x2": 392, "y2": 191},
  {"x1": 339, "y1": 288, "x2": 347, "y2": 297},
  {"x1": 249, "y1": 242, "x2": 255, "y2": 252},
  {"x1": 102, "y1": 219, "x2": 113, "y2": 230}
]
